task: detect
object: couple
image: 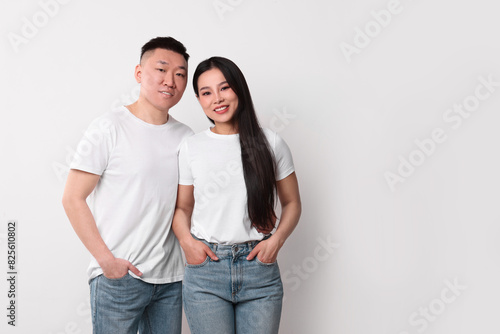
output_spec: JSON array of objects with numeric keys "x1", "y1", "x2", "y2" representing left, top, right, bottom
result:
[{"x1": 62, "y1": 36, "x2": 301, "y2": 334}]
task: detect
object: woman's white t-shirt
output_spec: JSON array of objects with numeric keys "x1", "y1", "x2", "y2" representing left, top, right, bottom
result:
[{"x1": 178, "y1": 128, "x2": 295, "y2": 244}]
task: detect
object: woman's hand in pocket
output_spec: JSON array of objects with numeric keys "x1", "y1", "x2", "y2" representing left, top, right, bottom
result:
[
  {"x1": 183, "y1": 239, "x2": 218, "y2": 265},
  {"x1": 246, "y1": 237, "x2": 282, "y2": 264}
]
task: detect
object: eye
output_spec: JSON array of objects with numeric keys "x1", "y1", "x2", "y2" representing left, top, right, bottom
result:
[
  {"x1": 221, "y1": 86, "x2": 231, "y2": 91},
  {"x1": 201, "y1": 91, "x2": 211, "y2": 96},
  {"x1": 156, "y1": 68, "x2": 165, "y2": 72},
  {"x1": 176, "y1": 73, "x2": 186, "y2": 78}
]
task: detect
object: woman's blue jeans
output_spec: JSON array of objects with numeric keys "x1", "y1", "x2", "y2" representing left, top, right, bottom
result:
[{"x1": 183, "y1": 237, "x2": 284, "y2": 334}]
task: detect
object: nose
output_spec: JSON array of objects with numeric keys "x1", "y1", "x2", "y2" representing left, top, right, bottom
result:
[
  {"x1": 214, "y1": 92, "x2": 224, "y2": 104},
  {"x1": 163, "y1": 73, "x2": 175, "y2": 88}
]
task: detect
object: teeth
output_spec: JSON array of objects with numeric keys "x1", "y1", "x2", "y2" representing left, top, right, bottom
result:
[
  {"x1": 161, "y1": 92, "x2": 172, "y2": 96},
  {"x1": 215, "y1": 106, "x2": 227, "y2": 111}
]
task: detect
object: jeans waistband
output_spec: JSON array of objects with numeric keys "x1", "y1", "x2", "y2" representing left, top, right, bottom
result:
[{"x1": 191, "y1": 234, "x2": 270, "y2": 253}]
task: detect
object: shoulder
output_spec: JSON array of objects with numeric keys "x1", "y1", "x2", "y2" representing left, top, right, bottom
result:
[
  {"x1": 261, "y1": 127, "x2": 276, "y2": 137},
  {"x1": 261, "y1": 128, "x2": 288, "y2": 149},
  {"x1": 92, "y1": 106, "x2": 136, "y2": 125},
  {"x1": 167, "y1": 116, "x2": 194, "y2": 136},
  {"x1": 84, "y1": 108, "x2": 126, "y2": 134},
  {"x1": 178, "y1": 129, "x2": 210, "y2": 152},
  {"x1": 186, "y1": 129, "x2": 211, "y2": 142}
]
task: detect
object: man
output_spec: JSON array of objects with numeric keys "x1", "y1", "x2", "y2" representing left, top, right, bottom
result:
[{"x1": 62, "y1": 37, "x2": 193, "y2": 334}]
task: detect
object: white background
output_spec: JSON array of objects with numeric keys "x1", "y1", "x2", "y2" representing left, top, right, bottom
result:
[{"x1": 1, "y1": 0, "x2": 500, "y2": 333}]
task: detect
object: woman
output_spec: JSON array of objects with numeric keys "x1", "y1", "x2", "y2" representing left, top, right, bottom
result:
[{"x1": 172, "y1": 56, "x2": 301, "y2": 334}]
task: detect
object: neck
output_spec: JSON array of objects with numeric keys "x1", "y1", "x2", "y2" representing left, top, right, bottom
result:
[
  {"x1": 126, "y1": 99, "x2": 169, "y2": 125},
  {"x1": 212, "y1": 122, "x2": 238, "y2": 135}
]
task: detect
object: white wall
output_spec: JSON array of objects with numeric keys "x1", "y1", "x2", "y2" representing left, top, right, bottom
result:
[{"x1": 1, "y1": 0, "x2": 499, "y2": 333}]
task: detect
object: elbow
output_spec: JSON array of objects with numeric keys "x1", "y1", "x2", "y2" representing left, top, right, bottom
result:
[
  {"x1": 296, "y1": 200, "x2": 302, "y2": 220},
  {"x1": 281, "y1": 199, "x2": 302, "y2": 220},
  {"x1": 61, "y1": 194, "x2": 71, "y2": 212},
  {"x1": 61, "y1": 192, "x2": 77, "y2": 213}
]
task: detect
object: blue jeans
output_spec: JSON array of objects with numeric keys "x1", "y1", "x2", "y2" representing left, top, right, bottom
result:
[
  {"x1": 89, "y1": 274, "x2": 182, "y2": 334},
  {"x1": 183, "y1": 237, "x2": 284, "y2": 334}
]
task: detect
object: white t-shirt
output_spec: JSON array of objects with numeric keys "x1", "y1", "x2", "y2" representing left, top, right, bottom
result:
[
  {"x1": 178, "y1": 128, "x2": 295, "y2": 244},
  {"x1": 70, "y1": 106, "x2": 193, "y2": 283}
]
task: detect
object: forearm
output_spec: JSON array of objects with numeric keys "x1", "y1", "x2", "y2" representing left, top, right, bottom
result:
[
  {"x1": 172, "y1": 206, "x2": 219, "y2": 262},
  {"x1": 172, "y1": 208, "x2": 194, "y2": 248},
  {"x1": 246, "y1": 199, "x2": 301, "y2": 262},
  {"x1": 271, "y1": 200, "x2": 302, "y2": 247},
  {"x1": 63, "y1": 197, "x2": 114, "y2": 265}
]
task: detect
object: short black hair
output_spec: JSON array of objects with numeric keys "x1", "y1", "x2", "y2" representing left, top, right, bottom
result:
[{"x1": 140, "y1": 36, "x2": 189, "y2": 62}]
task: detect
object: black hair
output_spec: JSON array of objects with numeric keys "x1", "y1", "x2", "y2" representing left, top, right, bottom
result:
[
  {"x1": 140, "y1": 36, "x2": 189, "y2": 62},
  {"x1": 193, "y1": 57, "x2": 277, "y2": 233}
]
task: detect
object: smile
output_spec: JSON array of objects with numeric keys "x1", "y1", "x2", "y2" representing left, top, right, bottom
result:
[
  {"x1": 214, "y1": 106, "x2": 229, "y2": 113},
  {"x1": 160, "y1": 91, "x2": 173, "y2": 96}
]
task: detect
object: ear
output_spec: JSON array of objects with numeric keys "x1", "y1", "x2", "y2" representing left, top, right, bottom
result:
[{"x1": 134, "y1": 64, "x2": 142, "y2": 83}]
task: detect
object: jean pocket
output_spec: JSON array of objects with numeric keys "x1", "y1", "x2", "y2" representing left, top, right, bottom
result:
[
  {"x1": 102, "y1": 273, "x2": 130, "y2": 281},
  {"x1": 255, "y1": 257, "x2": 277, "y2": 266},
  {"x1": 185, "y1": 256, "x2": 210, "y2": 268}
]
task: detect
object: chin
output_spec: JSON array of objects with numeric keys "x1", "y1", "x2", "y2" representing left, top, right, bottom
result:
[{"x1": 159, "y1": 103, "x2": 176, "y2": 111}]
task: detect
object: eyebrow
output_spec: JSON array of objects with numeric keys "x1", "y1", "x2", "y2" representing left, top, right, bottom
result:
[
  {"x1": 199, "y1": 81, "x2": 228, "y2": 91},
  {"x1": 156, "y1": 60, "x2": 187, "y2": 71}
]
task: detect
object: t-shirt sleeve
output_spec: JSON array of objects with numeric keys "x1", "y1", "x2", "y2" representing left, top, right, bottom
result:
[
  {"x1": 273, "y1": 132, "x2": 295, "y2": 181},
  {"x1": 69, "y1": 116, "x2": 115, "y2": 176},
  {"x1": 178, "y1": 140, "x2": 194, "y2": 185}
]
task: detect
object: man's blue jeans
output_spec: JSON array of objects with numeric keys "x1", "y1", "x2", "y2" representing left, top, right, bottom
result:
[
  {"x1": 89, "y1": 274, "x2": 182, "y2": 334},
  {"x1": 183, "y1": 237, "x2": 284, "y2": 334}
]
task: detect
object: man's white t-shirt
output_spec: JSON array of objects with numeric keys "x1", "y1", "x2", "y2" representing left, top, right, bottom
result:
[
  {"x1": 178, "y1": 128, "x2": 295, "y2": 244},
  {"x1": 70, "y1": 106, "x2": 193, "y2": 283}
]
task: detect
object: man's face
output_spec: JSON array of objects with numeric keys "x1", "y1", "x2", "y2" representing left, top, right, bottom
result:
[{"x1": 135, "y1": 48, "x2": 188, "y2": 112}]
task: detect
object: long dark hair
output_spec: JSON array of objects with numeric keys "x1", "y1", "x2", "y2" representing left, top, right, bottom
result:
[{"x1": 193, "y1": 57, "x2": 277, "y2": 233}]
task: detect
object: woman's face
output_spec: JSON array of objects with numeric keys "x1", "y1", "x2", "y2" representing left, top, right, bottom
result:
[{"x1": 196, "y1": 68, "x2": 239, "y2": 130}]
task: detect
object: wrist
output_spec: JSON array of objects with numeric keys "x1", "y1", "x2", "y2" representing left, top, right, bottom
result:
[
  {"x1": 270, "y1": 233, "x2": 286, "y2": 248},
  {"x1": 96, "y1": 252, "x2": 115, "y2": 268},
  {"x1": 179, "y1": 234, "x2": 196, "y2": 249}
]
